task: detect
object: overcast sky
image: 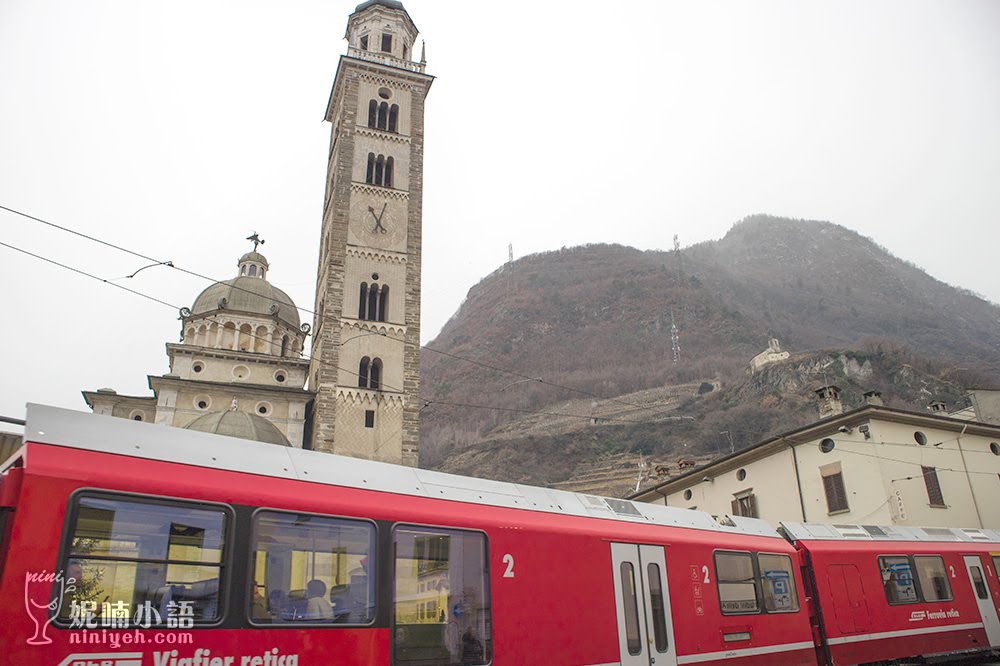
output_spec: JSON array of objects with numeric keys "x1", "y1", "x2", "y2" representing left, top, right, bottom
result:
[{"x1": 2, "y1": 0, "x2": 999, "y2": 427}]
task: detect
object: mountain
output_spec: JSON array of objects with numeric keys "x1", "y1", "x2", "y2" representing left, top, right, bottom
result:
[{"x1": 418, "y1": 216, "x2": 1000, "y2": 490}]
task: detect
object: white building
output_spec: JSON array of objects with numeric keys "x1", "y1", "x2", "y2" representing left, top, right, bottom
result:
[{"x1": 630, "y1": 387, "x2": 1000, "y2": 529}]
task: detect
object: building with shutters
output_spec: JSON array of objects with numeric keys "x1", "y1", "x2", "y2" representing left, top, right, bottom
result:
[{"x1": 629, "y1": 386, "x2": 1000, "y2": 530}]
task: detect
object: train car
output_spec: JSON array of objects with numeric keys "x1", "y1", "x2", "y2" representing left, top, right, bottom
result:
[
  {"x1": 0, "y1": 404, "x2": 819, "y2": 666},
  {"x1": 782, "y1": 521, "x2": 1000, "y2": 665}
]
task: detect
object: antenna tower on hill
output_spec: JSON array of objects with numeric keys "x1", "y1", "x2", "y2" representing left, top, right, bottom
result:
[
  {"x1": 673, "y1": 233, "x2": 683, "y2": 278},
  {"x1": 670, "y1": 307, "x2": 681, "y2": 363}
]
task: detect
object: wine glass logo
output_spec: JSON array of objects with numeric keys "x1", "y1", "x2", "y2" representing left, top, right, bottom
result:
[{"x1": 24, "y1": 569, "x2": 73, "y2": 645}]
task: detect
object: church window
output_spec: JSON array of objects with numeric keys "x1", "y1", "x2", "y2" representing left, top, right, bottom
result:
[
  {"x1": 365, "y1": 410, "x2": 375, "y2": 428},
  {"x1": 280, "y1": 335, "x2": 289, "y2": 357},
  {"x1": 388, "y1": 105, "x2": 398, "y2": 133},
  {"x1": 384, "y1": 157, "x2": 394, "y2": 188},
  {"x1": 249, "y1": 265, "x2": 257, "y2": 277},
  {"x1": 365, "y1": 153, "x2": 393, "y2": 187},
  {"x1": 368, "y1": 283, "x2": 379, "y2": 319},
  {"x1": 256, "y1": 402, "x2": 271, "y2": 416},
  {"x1": 368, "y1": 99, "x2": 378, "y2": 128},
  {"x1": 377, "y1": 102, "x2": 388, "y2": 130},
  {"x1": 360, "y1": 34, "x2": 369, "y2": 50},
  {"x1": 378, "y1": 285, "x2": 389, "y2": 322},
  {"x1": 192, "y1": 362, "x2": 204, "y2": 374},
  {"x1": 274, "y1": 371, "x2": 286, "y2": 384},
  {"x1": 195, "y1": 395, "x2": 211, "y2": 411},
  {"x1": 402, "y1": 44, "x2": 408, "y2": 60},
  {"x1": 241, "y1": 265, "x2": 247, "y2": 275},
  {"x1": 358, "y1": 357, "x2": 383, "y2": 390},
  {"x1": 359, "y1": 283, "x2": 369, "y2": 319},
  {"x1": 378, "y1": 87, "x2": 391, "y2": 100},
  {"x1": 359, "y1": 356, "x2": 371, "y2": 388},
  {"x1": 381, "y1": 33, "x2": 392, "y2": 53}
]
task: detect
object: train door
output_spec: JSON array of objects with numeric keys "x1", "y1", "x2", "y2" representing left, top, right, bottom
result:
[
  {"x1": 610, "y1": 543, "x2": 677, "y2": 666},
  {"x1": 963, "y1": 555, "x2": 1000, "y2": 647},
  {"x1": 825, "y1": 564, "x2": 870, "y2": 634}
]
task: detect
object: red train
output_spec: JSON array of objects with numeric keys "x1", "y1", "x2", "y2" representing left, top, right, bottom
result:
[{"x1": 0, "y1": 403, "x2": 998, "y2": 666}]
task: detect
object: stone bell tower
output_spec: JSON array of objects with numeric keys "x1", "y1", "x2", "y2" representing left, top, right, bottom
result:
[{"x1": 308, "y1": 0, "x2": 432, "y2": 465}]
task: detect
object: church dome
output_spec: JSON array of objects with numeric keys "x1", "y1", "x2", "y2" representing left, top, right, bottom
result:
[
  {"x1": 183, "y1": 410, "x2": 291, "y2": 447},
  {"x1": 190, "y1": 251, "x2": 300, "y2": 329}
]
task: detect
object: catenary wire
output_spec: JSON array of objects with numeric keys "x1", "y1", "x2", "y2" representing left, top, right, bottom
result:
[
  {"x1": 2, "y1": 241, "x2": 690, "y2": 427},
  {"x1": 4, "y1": 203, "x2": 693, "y2": 420}
]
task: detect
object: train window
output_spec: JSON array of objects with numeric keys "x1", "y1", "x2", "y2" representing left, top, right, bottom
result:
[
  {"x1": 58, "y1": 494, "x2": 229, "y2": 625},
  {"x1": 393, "y1": 526, "x2": 492, "y2": 665},
  {"x1": 758, "y1": 553, "x2": 799, "y2": 612},
  {"x1": 715, "y1": 551, "x2": 759, "y2": 614},
  {"x1": 646, "y1": 563, "x2": 669, "y2": 652},
  {"x1": 994, "y1": 556, "x2": 1000, "y2": 579},
  {"x1": 913, "y1": 556, "x2": 952, "y2": 602},
  {"x1": 620, "y1": 563, "x2": 642, "y2": 655},
  {"x1": 879, "y1": 556, "x2": 919, "y2": 604},
  {"x1": 970, "y1": 566, "x2": 988, "y2": 600},
  {"x1": 249, "y1": 511, "x2": 375, "y2": 625}
]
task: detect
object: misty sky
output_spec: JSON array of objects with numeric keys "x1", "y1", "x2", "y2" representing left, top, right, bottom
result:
[{"x1": 1, "y1": 0, "x2": 998, "y2": 427}]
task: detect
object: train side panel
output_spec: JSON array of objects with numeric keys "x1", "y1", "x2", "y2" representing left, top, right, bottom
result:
[
  {"x1": 800, "y1": 539, "x2": 997, "y2": 665},
  {"x1": 0, "y1": 442, "x2": 821, "y2": 666}
]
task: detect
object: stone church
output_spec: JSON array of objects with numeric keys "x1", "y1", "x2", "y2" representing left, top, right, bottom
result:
[{"x1": 85, "y1": 0, "x2": 428, "y2": 466}]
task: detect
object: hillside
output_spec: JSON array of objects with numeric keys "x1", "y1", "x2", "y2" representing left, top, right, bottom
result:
[{"x1": 419, "y1": 216, "x2": 1000, "y2": 489}]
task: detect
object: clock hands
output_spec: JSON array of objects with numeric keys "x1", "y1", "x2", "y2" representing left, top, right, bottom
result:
[{"x1": 367, "y1": 203, "x2": 388, "y2": 234}]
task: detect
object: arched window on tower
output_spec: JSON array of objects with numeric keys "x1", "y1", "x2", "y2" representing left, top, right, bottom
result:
[
  {"x1": 368, "y1": 283, "x2": 378, "y2": 319},
  {"x1": 377, "y1": 102, "x2": 388, "y2": 130},
  {"x1": 378, "y1": 285, "x2": 389, "y2": 322},
  {"x1": 365, "y1": 153, "x2": 394, "y2": 188},
  {"x1": 368, "y1": 99, "x2": 377, "y2": 128},
  {"x1": 248, "y1": 265, "x2": 257, "y2": 277},
  {"x1": 370, "y1": 358, "x2": 382, "y2": 390},
  {"x1": 358, "y1": 356, "x2": 370, "y2": 388},
  {"x1": 359, "y1": 283, "x2": 368, "y2": 319},
  {"x1": 388, "y1": 104, "x2": 399, "y2": 133},
  {"x1": 280, "y1": 335, "x2": 289, "y2": 357}
]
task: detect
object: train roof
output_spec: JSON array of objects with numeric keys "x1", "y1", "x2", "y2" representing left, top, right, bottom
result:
[
  {"x1": 12, "y1": 404, "x2": 785, "y2": 540},
  {"x1": 781, "y1": 521, "x2": 1000, "y2": 544}
]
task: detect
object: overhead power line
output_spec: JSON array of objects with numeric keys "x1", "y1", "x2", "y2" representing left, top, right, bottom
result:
[
  {"x1": 2, "y1": 241, "x2": 694, "y2": 428},
  {"x1": 3, "y1": 203, "x2": 695, "y2": 423}
]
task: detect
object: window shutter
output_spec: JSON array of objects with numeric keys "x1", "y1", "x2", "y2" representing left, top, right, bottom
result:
[
  {"x1": 749, "y1": 493, "x2": 758, "y2": 518},
  {"x1": 922, "y1": 466, "x2": 945, "y2": 506},
  {"x1": 824, "y1": 473, "x2": 849, "y2": 513},
  {"x1": 731, "y1": 499, "x2": 739, "y2": 515}
]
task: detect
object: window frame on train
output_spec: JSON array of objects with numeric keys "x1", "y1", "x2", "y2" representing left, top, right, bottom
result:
[
  {"x1": 391, "y1": 523, "x2": 493, "y2": 666},
  {"x1": 714, "y1": 549, "x2": 802, "y2": 616},
  {"x1": 55, "y1": 489, "x2": 234, "y2": 628},
  {"x1": 247, "y1": 508, "x2": 378, "y2": 627},
  {"x1": 757, "y1": 552, "x2": 800, "y2": 613},
  {"x1": 912, "y1": 555, "x2": 953, "y2": 602},
  {"x1": 714, "y1": 550, "x2": 761, "y2": 615}
]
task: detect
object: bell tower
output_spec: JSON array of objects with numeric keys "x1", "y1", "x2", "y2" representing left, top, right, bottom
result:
[{"x1": 308, "y1": 0, "x2": 432, "y2": 465}]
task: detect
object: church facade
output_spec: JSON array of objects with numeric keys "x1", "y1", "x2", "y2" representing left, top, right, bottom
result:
[
  {"x1": 83, "y1": 1, "x2": 428, "y2": 464},
  {"x1": 84, "y1": 249, "x2": 312, "y2": 448}
]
